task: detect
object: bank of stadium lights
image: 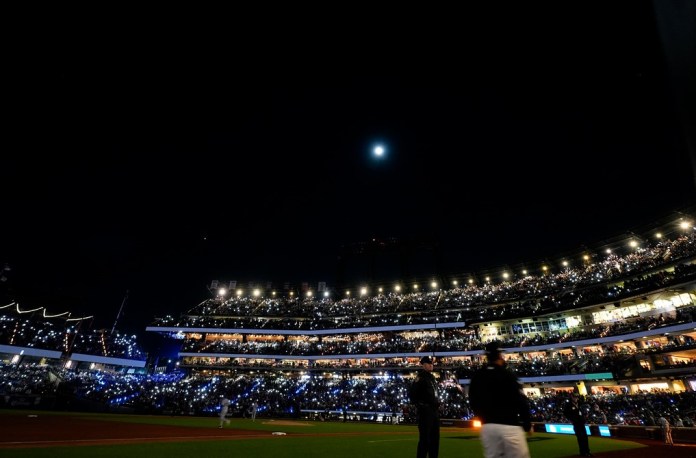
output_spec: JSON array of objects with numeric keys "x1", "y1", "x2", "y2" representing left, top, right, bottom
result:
[
  {"x1": 679, "y1": 219, "x2": 692, "y2": 230},
  {"x1": 217, "y1": 288, "x2": 227, "y2": 297}
]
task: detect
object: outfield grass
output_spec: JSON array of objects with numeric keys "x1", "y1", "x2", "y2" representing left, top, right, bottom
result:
[{"x1": 2, "y1": 410, "x2": 647, "y2": 458}]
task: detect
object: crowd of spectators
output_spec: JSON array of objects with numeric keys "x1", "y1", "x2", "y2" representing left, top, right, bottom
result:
[
  {"x1": 152, "y1": 232, "x2": 696, "y2": 331},
  {"x1": 2, "y1": 363, "x2": 696, "y2": 430},
  {"x1": 0, "y1": 308, "x2": 146, "y2": 361},
  {"x1": 179, "y1": 309, "x2": 694, "y2": 357}
]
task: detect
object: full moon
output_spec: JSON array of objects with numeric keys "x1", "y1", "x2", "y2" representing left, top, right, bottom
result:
[{"x1": 373, "y1": 145, "x2": 386, "y2": 158}]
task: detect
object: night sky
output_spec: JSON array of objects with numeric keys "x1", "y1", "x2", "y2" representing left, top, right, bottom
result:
[{"x1": 3, "y1": 3, "x2": 695, "y2": 336}]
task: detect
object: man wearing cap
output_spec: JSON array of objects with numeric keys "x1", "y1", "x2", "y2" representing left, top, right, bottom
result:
[
  {"x1": 469, "y1": 341, "x2": 532, "y2": 458},
  {"x1": 564, "y1": 393, "x2": 593, "y2": 456},
  {"x1": 409, "y1": 355, "x2": 440, "y2": 458}
]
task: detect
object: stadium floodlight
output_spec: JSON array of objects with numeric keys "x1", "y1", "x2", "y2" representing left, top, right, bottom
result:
[
  {"x1": 218, "y1": 288, "x2": 227, "y2": 297},
  {"x1": 468, "y1": 278, "x2": 474, "y2": 285},
  {"x1": 253, "y1": 289, "x2": 261, "y2": 297},
  {"x1": 562, "y1": 261, "x2": 569, "y2": 268},
  {"x1": 502, "y1": 272, "x2": 509, "y2": 280},
  {"x1": 394, "y1": 284, "x2": 401, "y2": 292},
  {"x1": 323, "y1": 291, "x2": 329, "y2": 297},
  {"x1": 655, "y1": 232, "x2": 663, "y2": 239},
  {"x1": 430, "y1": 281, "x2": 438, "y2": 289},
  {"x1": 485, "y1": 276, "x2": 491, "y2": 283},
  {"x1": 360, "y1": 287, "x2": 367, "y2": 296},
  {"x1": 236, "y1": 289, "x2": 243, "y2": 297},
  {"x1": 306, "y1": 291, "x2": 313, "y2": 297},
  {"x1": 452, "y1": 280, "x2": 458, "y2": 286},
  {"x1": 345, "y1": 290, "x2": 351, "y2": 296},
  {"x1": 378, "y1": 287, "x2": 383, "y2": 293},
  {"x1": 629, "y1": 240, "x2": 639, "y2": 249}
]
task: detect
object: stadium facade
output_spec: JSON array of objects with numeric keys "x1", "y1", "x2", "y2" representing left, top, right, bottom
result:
[{"x1": 146, "y1": 215, "x2": 696, "y2": 401}]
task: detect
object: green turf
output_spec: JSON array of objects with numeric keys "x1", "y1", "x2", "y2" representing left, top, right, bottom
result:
[{"x1": 1, "y1": 410, "x2": 647, "y2": 458}]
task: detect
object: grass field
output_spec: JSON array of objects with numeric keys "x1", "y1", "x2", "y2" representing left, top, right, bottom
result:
[{"x1": 0, "y1": 410, "x2": 648, "y2": 458}]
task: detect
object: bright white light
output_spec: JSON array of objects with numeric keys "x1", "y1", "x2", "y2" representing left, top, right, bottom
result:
[{"x1": 373, "y1": 145, "x2": 385, "y2": 157}]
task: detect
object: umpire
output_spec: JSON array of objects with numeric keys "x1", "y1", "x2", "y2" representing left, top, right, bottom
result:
[
  {"x1": 410, "y1": 355, "x2": 440, "y2": 458},
  {"x1": 564, "y1": 394, "x2": 592, "y2": 456}
]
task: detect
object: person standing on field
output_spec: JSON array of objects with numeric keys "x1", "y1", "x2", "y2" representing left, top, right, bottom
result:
[
  {"x1": 564, "y1": 394, "x2": 592, "y2": 456},
  {"x1": 409, "y1": 355, "x2": 440, "y2": 458},
  {"x1": 219, "y1": 396, "x2": 231, "y2": 428},
  {"x1": 469, "y1": 341, "x2": 532, "y2": 458}
]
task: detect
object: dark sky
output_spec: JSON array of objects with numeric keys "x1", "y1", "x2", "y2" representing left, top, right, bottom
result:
[{"x1": 3, "y1": 3, "x2": 695, "y2": 335}]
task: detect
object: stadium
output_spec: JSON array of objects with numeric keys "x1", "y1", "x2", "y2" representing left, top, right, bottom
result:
[
  {"x1": 3, "y1": 211, "x2": 696, "y2": 456},
  {"x1": 2, "y1": 4, "x2": 695, "y2": 455}
]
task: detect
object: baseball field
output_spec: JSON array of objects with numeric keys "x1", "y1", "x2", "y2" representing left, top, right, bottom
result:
[{"x1": 0, "y1": 409, "x2": 691, "y2": 458}]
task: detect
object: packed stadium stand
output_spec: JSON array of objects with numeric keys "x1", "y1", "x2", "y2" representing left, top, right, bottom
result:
[{"x1": 3, "y1": 213, "x2": 696, "y2": 431}]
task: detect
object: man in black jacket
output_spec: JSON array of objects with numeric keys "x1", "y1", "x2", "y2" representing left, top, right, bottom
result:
[
  {"x1": 564, "y1": 394, "x2": 592, "y2": 456},
  {"x1": 410, "y1": 355, "x2": 440, "y2": 458},
  {"x1": 469, "y1": 341, "x2": 532, "y2": 458}
]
